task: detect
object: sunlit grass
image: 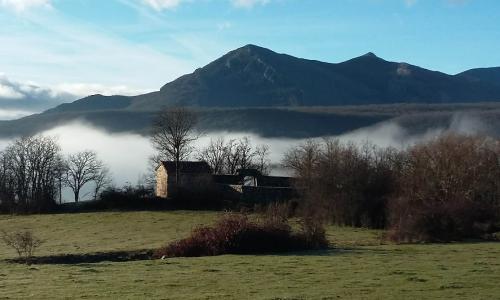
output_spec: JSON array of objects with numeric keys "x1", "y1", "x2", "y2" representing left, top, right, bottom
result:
[{"x1": 0, "y1": 211, "x2": 499, "y2": 299}]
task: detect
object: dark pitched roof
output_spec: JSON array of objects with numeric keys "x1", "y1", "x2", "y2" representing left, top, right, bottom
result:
[
  {"x1": 213, "y1": 175, "x2": 242, "y2": 185},
  {"x1": 258, "y1": 176, "x2": 294, "y2": 188},
  {"x1": 160, "y1": 161, "x2": 212, "y2": 174},
  {"x1": 237, "y1": 168, "x2": 262, "y2": 177}
]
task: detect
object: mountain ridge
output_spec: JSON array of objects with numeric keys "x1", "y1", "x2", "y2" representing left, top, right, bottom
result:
[{"x1": 46, "y1": 44, "x2": 500, "y2": 114}]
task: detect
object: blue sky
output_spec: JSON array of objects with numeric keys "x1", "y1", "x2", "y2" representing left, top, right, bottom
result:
[{"x1": 0, "y1": 0, "x2": 499, "y2": 101}]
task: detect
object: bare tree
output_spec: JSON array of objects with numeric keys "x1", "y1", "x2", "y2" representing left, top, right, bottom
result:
[
  {"x1": 0, "y1": 151, "x2": 15, "y2": 211},
  {"x1": 197, "y1": 137, "x2": 270, "y2": 175},
  {"x1": 197, "y1": 137, "x2": 227, "y2": 174},
  {"x1": 254, "y1": 144, "x2": 271, "y2": 175},
  {"x1": 65, "y1": 150, "x2": 104, "y2": 202},
  {"x1": 53, "y1": 156, "x2": 67, "y2": 205},
  {"x1": 92, "y1": 166, "x2": 112, "y2": 201},
  {"x1": 1, "y1": 230, "x2": 44, "y2": 264},
  {"x1": 236, "y1": 137, "x2": 255, "y2": 170},
  {"x1": 222, "y1": 137, "x2": 256, "y2": 174},
  {"x1": 282, "y1": 139, "x2": 321, "y2": 185},
  {"x1": 224, "y1": 139, "x2": 241, "y2": 175},
  {"x1": 151, "y1": 107, "x2": 199, "y2": 184},
  {"x1": 1, "y1": 136, "x2": 63, "y2": 212}
]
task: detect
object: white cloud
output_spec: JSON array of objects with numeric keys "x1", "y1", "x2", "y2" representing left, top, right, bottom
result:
[
  {"x1": 0, "y1": 74, "x2": 76, "y2": 107},
  {"x1": 0, "y1": 8, "x2": 197, "y2": 96},
  {"x1": 231, "y1": 0, "x2": 270, "y2": 8},
  {"x1": 0, "y1": 83, "x2": 24, "y2": 99},
  {"x1": 0, "y1": 0, "x2": 51, "y2": 12},
  {"x1": 0, "y1": 74, "x2": 154, "y2": 113},
  {"x1": 138, "y1": 0, "x2": 271, "y2": 10},
  {"x1": 0, "y1": 109, "x2": 34, "y2": 120},
  {"x1": 54, "y1": 83, "x2": 152, "y2": 97},
  {"x1": 141, "y1": 0, "x2": 183, "y2": 10}
]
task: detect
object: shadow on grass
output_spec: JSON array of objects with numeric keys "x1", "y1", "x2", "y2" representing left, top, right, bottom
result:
[
  {"x1": 5, "y1": 244, "x2": 447, "y2": 265},
  {"x1": 4, "y1": 247, "x2": 357, "y2": 265},
  {"x1": 5, "y1": 249, "x2": 154, "y2": 265}
]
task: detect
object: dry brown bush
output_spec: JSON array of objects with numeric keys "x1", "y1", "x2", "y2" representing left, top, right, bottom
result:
[
  {"x1": 388, "y1": 134, "x2": 500, "y2": 242},
  {"x1": 1, "y1": 230, "x2": 44, "y2": 264},
  {"x1": 283, "y1": 139, "x2": 401, "y2": 228},
  {"x1": 154, "y1": 213, "x2": 328, "y2": 258}
]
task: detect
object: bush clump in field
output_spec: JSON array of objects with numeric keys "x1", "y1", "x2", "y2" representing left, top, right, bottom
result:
[
  {"x1": 388, "y1": 134, "x2": 500, "y2": 242},
  {"x1": 154, "y1": 213, "x2": 328, "y2": 258}
]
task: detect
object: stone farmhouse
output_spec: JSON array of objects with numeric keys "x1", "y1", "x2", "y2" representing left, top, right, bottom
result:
[
  {"x1": 156, "y1": 161, "x2": 296, "y2": 202},
  {"x1": 155, "y1": 161, "x2": 212, "y2": 198}
]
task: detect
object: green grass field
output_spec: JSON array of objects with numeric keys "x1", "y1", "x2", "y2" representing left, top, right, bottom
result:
[{"x1": 0, "y1": 211, "x2": 499, "y2": 299}]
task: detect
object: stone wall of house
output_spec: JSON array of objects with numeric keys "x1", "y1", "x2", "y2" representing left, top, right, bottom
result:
[{"x1": 156, "y1": 165, "x2": 168, "y2": 198}]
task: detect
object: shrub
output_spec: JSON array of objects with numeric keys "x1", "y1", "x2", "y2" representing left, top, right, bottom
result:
[
  {"x1": 79, "y1": 184, "x2": 169, "y2": 211},
  {"x1": 388, "y1": 134, "x2": 500, "y2": 242},
  {"x1": 154, "y1": 214, "x2": 328, "y2": 258},
  {"x1": 1, "y1": 230, "x2": 44, "y2": 264}
]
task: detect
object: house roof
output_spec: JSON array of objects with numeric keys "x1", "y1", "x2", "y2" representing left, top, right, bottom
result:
[
  {"x1": 237, "y1": 168, "x2": 263, "y2": 177},
  {"x1": 160, "y1": 161, "x2": 212, "y2": 174},
  {"x1": 258, "y1": 176, "x2": 294, "y2": 188},
  {"x1": 213, "y1": 174, "x2": 242, "y2": 185}
]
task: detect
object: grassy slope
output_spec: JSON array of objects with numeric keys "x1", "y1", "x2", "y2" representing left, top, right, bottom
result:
[{"x1": 0, "y1": 211, "x2": 499, "y2": 299}]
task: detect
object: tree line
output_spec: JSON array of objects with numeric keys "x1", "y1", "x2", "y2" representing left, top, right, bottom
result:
[
  {"x1": 283, "y1": 134, "x2": 500, "y2": 242},
  {"x1": 0, "y1": 136, "x2": 111, "y2": 213}
]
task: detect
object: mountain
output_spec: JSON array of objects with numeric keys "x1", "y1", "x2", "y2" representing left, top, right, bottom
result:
[
  {"x1": 46, "y1": 44, "x2": 500, "y2": 113},
  {"x1": 457, "y1": 67, "x2": 500, "y2": 87},
  {"x1": 2, "y1": 44, "x2": 500, "y2": 138}
]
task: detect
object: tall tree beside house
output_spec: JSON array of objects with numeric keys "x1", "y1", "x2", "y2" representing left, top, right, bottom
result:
[
  {"x1": 196, "y1": 137, "x2": 226, "y2": 174},
  {"x1": 150, "y1": 107, "x2": 199, "y2": 185},
  {"x1": 254, "y1": 144, "x2": 271, "y2": 175},
  {"x1": 64, "y1": 150, "x2": 106, "y2": 202},
  {"x1": 197, "y1": 136, "x2": 272, "y2": 175}
]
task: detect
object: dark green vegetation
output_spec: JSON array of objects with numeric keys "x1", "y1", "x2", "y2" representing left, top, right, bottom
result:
[
  {"x1": 0, "y1": 211, "x2": 499, "y2": 299},
  {"x1": 1, "y1": 44, "x2": 500, "y2": 138}
]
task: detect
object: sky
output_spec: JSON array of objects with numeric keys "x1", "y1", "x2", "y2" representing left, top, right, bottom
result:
[{"x1": 0, "y1": 0, "x2": 499, "y2": 113}]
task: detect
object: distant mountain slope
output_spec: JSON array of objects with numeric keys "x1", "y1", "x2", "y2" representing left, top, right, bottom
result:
[
  {"x1": 128, "y1": 45, "x2": 500, "y2": 109},
  {"x1": 46, "y1": 95, "x2": 132, "y2": 113},
  {"x1": 457, "y1": 67, "x2": 500, "y2": 87},
  {"x1": 40, "y1": 44, "x2": 500, "y2": 114}
]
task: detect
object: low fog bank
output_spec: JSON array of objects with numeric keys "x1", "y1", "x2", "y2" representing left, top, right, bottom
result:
[
  {"x1": 0, "y1": 113, "x2": 493, "y2": 202},
  {"x1": 339, "y1": 113, "x2": 491, "y2": 149}
]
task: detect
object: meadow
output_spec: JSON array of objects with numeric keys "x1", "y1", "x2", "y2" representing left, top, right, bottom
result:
[{"x1": 0, "y1": 211, "x2": 499, "y2": 299}]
